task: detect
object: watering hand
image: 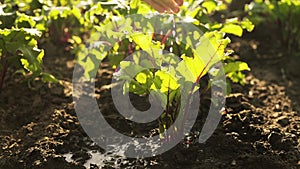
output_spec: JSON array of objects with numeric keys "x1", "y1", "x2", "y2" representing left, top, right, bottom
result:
[{"x1": 143, "y1": 0, "x2": 184, "y2": 13}]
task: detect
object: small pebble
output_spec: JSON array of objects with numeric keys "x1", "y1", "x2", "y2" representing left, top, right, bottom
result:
[
  {"x1": 271, "y1": 112, "x2": 280, "y2": 118},
  {"x1": 274, "y1": 104, "x2": 281, "y2": 111}
]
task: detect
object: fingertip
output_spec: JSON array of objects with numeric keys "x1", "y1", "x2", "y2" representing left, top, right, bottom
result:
[
  {"x1": 155, "y1": 9, "x2": 166, "y2": 13},
  {"x1": 176, "y1": 0, "x2": 183, "y2": 6},
  {"x1": 172, "y1": 7, "x2": 180, "y2": 13}
]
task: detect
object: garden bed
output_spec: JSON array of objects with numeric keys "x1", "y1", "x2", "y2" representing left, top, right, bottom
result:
[{"x1": 0, "y1": 20, "x2": 299, "y2": 169}]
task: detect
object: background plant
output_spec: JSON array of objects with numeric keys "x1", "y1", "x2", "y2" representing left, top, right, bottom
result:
[
  {"x1": 0, "y1": 3, "x2": 58, "y2": 92},
  {"x1": 245, "y1": 0, "x2": 300, "y2": 55},
  {"x1": 0, "y1": 0, "x2": 113, "y2": 91}
]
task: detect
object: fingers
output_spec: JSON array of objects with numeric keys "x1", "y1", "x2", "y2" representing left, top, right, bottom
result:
[
  {"x1": 160, "y1": 0, "x2": 180, "y2": 13},
  {"x1": 144, "y1": 0, "x2": 166, "y2": 13},
  {"x1": 175, "y1": 0, "x2": 183, "y2": 6},
  {"x1": 143, "y1": 0, "x2": 182, "y2": 13},
  {"x1": 148, "y1": 0, "x2": 179, "y2": 13}
]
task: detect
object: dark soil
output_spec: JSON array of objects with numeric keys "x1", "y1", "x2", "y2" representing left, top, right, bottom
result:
[{"x1": 0, "y1": 3, "x2": 300, "y2": 169}]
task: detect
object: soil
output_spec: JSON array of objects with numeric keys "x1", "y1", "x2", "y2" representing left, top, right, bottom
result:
[{"x1": 0, "y1": 3, "x2": 300, "y2": 169}]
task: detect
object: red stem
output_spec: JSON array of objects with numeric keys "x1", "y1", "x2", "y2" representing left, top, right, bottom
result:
[
  {"x1": 161, "y1": 29, "x2": 172, "y2": 45},
  {"x1": 179, "y1": 43, "x2": 224, "y2": 135}
]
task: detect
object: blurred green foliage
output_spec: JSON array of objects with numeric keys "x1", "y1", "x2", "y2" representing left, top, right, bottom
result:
[{"x1": 245, "y1": 0, "x2": 300, "y2": 55}]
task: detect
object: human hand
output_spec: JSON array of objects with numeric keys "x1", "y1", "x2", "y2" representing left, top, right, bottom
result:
[{"x1": 143, "y1": 0, "x2": 184, "y2": 13}]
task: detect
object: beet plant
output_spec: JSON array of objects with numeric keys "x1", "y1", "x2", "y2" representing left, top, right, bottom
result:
[
  {"x1": 74, "y1": 0, "x2": 253, "y2": 139},
  {"x1": 0, "y1": 3, "x2": 58, "y2": 92},
  {"x1": 245, "y1": 0, "x2": 300, "y2": 55}
]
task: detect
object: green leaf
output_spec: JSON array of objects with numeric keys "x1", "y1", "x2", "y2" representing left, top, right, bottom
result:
[
  {"x1": 194, "y1": 32, "x2": 229, "y2": 71},
  {"x1": 131, "y1": 33, "x2": 152, "y2": 51},
  {"x1": 152, "y1": 70, "x2": 179, "y2": 93},
  {"x1": 15, "y1": 12, "x2": 36, "y2": 28},
  {"x1": 41, "y1": 73, "x2": 59, "y2": 83},
  {"x1": 220, "y1": 24, "x2": 243, "y2": 37},
  {"x1": 115, "y1": 61, "x2": 145, "y2": 81},
  {"x1": 136, "y1": 71, "x2": 148, "y2": 84},
  {"x1": 80, "y1": 54, "x2": 102, "y2": 79},
  {"x1": 176, "y1": 54, "x2": 205, "y2": 83},
  {"x1": 128, "y1": 80, "x2": 147, "y2": 95},
  {"x1": 138, "y1": 3, "x2": 153, "y2": 14},
  {"x1": 202, "y1": 0, "x2": 217, "y2": 14},
  {"x1": 240, "y1": 18, "x2": 255, "y2": 32},
  {"x1": 17, "y1": 45, "x2": 44, "y2": 73},
  {"x1": 130, "y1": 0, "x2": 141, "y2": 9},
  {"x1": 224, "y1": 61, "x2": 250, "y2": 73}
]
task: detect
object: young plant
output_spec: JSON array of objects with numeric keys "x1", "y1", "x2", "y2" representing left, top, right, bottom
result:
[
  {"x1": 245, "y1": 0, "x2": 300, "y2": 55},
  {"x1": 74, "y1": 0, "x2": 253, "y2": 139},
  {"x1": 0, "y1": 3, "x2": 57, "y2": 92}
]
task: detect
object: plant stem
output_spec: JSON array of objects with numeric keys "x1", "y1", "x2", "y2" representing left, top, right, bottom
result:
[
  {"x1": 165, "y1": 85, "x2": 170, "y2": 133},
  {"x1": 179, "y1": 43, "x2": 223, "y2": 136},
  {"x1": 161, "y1": 29, "x2": 172, "y2": 45}
]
